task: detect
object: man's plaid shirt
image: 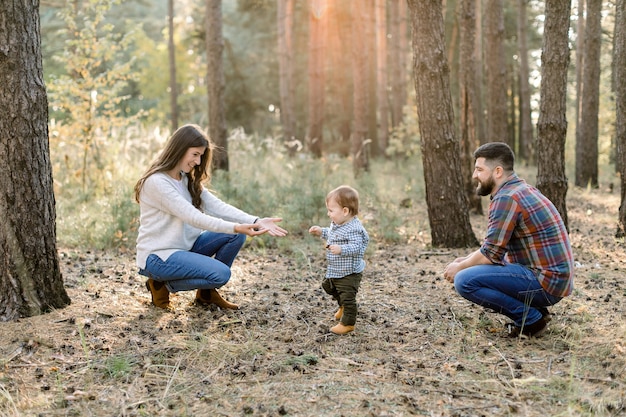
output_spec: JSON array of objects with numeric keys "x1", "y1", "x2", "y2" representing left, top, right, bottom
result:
[{"x1": 480, "y1": 174, "x2": 574, "y2": 298}]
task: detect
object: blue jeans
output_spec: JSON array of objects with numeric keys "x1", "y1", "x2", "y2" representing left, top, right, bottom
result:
[
  {"x1": 454, "y1": 263, "x2": 562, "y2": 327},
  {"x1": 139, "y1": 232, "x2": 246, "y2": 293}
]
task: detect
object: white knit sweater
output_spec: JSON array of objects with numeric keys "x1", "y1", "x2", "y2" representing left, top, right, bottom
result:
[{"x1": 136, "y1": 172, "x2": 257, "y2": 269}]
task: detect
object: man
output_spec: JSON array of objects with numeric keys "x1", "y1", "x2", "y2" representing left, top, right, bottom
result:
[{"x1": 443, "y1": 142, "x2": 574, "y2": 337}]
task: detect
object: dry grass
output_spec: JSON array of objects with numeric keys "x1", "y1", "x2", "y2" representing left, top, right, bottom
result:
[{"x1": 1, "y1": 186, "x2": 625, "y2": 416}]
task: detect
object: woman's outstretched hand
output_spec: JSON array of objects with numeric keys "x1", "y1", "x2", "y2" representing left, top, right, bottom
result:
[
  {"x1": 255, "y1": 217, "x2": 288, "y2": 237},
  {"x1": 234, "y1": 218, "x2": 288, "y2": 237},
  {"x1": 235, "y1": 223, "x2": 268, "y2": 236}
]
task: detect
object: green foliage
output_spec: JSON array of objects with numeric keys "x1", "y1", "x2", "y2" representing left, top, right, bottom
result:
[
  {"x1": 103, "y1": 355, "x2": 137, "y2": 380},
  {"x1": 54, "y1": 125, "x2": 426, "y2": 250},
  {"x1": 47, "y1": 0, "x2": 143, "y2": 194}
]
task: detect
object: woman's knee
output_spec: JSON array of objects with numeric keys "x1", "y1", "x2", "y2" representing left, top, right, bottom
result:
[
  {"x1": 232, "y1": 233, "x2": 247, "y2": 248},
  {"x1": 206, "y1": 263, "x2": 232, "y2": 287}
]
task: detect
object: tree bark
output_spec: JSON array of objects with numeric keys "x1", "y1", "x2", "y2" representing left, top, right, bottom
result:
[
  {"x1": 351, "y1": 1, "x2": 370, "y2": 176},
  {"x1": 0, "y1": 0, "x2": 71, "y2": 320},
  {"x1": 327, "y1": 0, "x2": 352, "y2": 154},
  {"x1": 517, "y1": 0, "x2": 534, "y2": 163},
  {"x1": 575, "y1": 0, "x2": 602, "y2": 188},
  {"x1": 278, "y1": 0, "x2": 297, "y2": 155},
  {"x1": 474, "y1": 0, "x2": 486, "y2": 144},
  {"x1": 407, "y1": 0, "x2": 478, "y2": 248},
  {"x1": 389, "y1": 0, "x2": 406, "y2": 129},
  {"x1": 575, "y1": 0, "x2": 585, "y2": 159},
  {"x1": 366, "y1": 1, "x2": 379, "y2": 156},
  {"x1": 485, "y1": 0, "x2": 509, "y2": 145},
  {"x1": 375, "y1": 0, "x2": 389, "y2": 154},
  {"x1": 307, "y1": 0, "x2": 326, "y2": 158},
  {"x1": 459, "y1": 0, "x2": 483, "y2": 214},
  {"x1": 168, "y1": 0, "x2": 178, "y2": 131},
  {"x1": 615, "y1": 0, "x2": 626, "y2": 236},
  {"x1": 206, "y1": 0, "x2": 228, "y2": 171},
  {"x1": 536, "y1": 0, "x2": 572, "y2": 230}
]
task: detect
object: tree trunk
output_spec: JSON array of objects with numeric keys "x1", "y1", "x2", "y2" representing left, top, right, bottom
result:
[
  {"x1": 366, "y1": 1, "x2": 379, "y2": 156},
  {"x1": 327, "y1": 0, "x2": 352, "y2": 154},
  {"x1": 0, "y1": 0, "x2": 71, "y2": 320},
  {"x1": 168, "y1": 0, "x2": 178, "y2": 131},
  {"x1": 307, "y1": 0, "x2": 326, "y2": 158},
  {"x1": 536, "y1": 0, "x2": 571, "y2": 230},
  {"x1": 459, "y1": 0, "x2": 482, "y2": 214},
  {"x1": 277, "y1": 0, "x2": 297, "y2": 155},
  {"x1": 407, "y1": 0, "x2": 478, "y2": 248},
  {"x1": 375, "y1": 0, "x2": 389, "y2": 154},
  {"x1": 485, "y1": 0, "x2": 509, "y2": 145},
  {"x1": 575, "y1": 0, "x2": 585, "y2": 159},
  {"x1": 575, "y1": 0, "x2": 602, "y2": 188},
  {"x1": 474, "y1": 0, "x2": 486, "y2": 144},
  {"x1": 351, "y1": 1, "x2": 370, "y2": 176},
  {"x1": 615, "y1": 0, "x2": 626, "y2": 236},
  {"x1": 206, "y1": 0, "x2": 228, "y2": 171},
  {"x1": 517, "y1": 0, "x2": 534, "y2": 163},
  {"x1": 389, "y1": 0, "x2": 406, "y2": 129}
]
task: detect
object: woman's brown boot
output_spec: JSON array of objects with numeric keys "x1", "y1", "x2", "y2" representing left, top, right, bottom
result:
[
  {"x1": 195, "y1": 288, "x2": 239, "y2": 310},
  {"x1": 145, "y1": 279, "x2": 172, "y2": 310}
]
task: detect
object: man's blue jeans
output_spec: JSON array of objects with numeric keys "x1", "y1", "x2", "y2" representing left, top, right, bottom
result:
[
  {"x1": 139, "y1": 232, "x2": 246, "y2": 293},
  {"x1": 454, "y1": 263, "x2": 562, "y2": 327}
]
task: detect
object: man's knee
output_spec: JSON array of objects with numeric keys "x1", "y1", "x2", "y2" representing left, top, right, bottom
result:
[{"x1": 454, "y1": 269, "x2": 474, "y2": 297}]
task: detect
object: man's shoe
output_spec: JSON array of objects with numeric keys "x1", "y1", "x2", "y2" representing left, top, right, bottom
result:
[
  {"x1": 334, "y1": 306, "x2": 344, "y2": 321},
  {"x1": 330, "y1": 323, "x2": 355, "y2": 335},
  {"x1": 538, "y1": 307, "x2": 552, "y2": 323},
  {"x1": 507, "y1": 317, "x2": 548, "y2": 338},
  {"x1": 195, "y1": 288, "x2": 239, "y2": 310},
  {"x1": 145, "y1": 279, "x2": 173, "y2": 310}
]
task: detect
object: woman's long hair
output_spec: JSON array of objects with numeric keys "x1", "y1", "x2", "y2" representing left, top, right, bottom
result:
[{"x1": 134, "y1": 124, "x2": 213, "y2": 209}]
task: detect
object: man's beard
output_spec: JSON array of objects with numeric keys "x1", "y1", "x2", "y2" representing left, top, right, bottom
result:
[{"x1": 476, "y1": 176, "x2": 495, "y2": 196}]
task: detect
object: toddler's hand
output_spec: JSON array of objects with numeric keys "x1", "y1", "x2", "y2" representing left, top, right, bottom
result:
[
  {"x1": 326, "y1": 244, "x2": 341, "y2": 255},
  {"x1": 309, "y1": 226, "x2": 322, "y2": 236}
]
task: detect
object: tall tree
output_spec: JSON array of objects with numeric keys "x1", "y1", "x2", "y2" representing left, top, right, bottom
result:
[
  {"x1": 277, "y1": 0, "x2": 297, "y2": 155},
  {"x1": 389, "y1": 0, "x2": 407, "y2": 129},
  {"x1": 0, "y1": 0, "x2": 71, "y2": 320},
  {"x1": 615, "y1": 0, "x2": 626, "y2": 236},
  {"x1": 575, "y1": 0, "x2": 586, "y2": 161},
  {"x1": 168, "y1": 0, "x2": 178, "y2": 131},
  {"x1": 474, "y1": 0, "x2": 486, "y2": 144},
  {"x1": 206, "y1": 0, "x2": 228, "y2": 171},
  {"x1": 407, "y1": 0, "x2": 478, "y2": 248},
  {"x1": 366, "y1": 1, "x2": 379, "y2": 155},
  {"x1": 307, "y1": 0, "x2": 326, "y2": 157},
  {"x1": 375, "y1": 0, "x2": 389, "y2": 153},
  {"x1": 536, "y1": 0, "x2": 571, "y2": 230},
  {"x1": 517, "y1": 0, "x2": 534, "y2": 162},
  {"x1": 485, "y1": 0, "x2": 509, "y2": 145},
  {"x1": 575, "y1": 0, "x2": 602, "y2": 188},
  {"x1": 350, "y1": 0, "x2": 370, "y2": 175},
  {"x1": 459, "y1": 0, "x2": 483, "y2": 214},
  {"x1": 326, "y1": 0, "x2": 352, "y2": 153}
]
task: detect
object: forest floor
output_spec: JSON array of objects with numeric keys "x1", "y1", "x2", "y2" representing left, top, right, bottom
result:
[{"x1": 1, "y1": 185, "x2": 625, "y2": 417}]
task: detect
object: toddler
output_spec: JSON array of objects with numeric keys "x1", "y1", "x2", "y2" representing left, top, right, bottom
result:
[{"x1": 309, "y1": 185, "x2": 369, "y2": 334}]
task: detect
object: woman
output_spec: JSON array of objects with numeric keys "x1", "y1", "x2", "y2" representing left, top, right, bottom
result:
[{"x1": 134, "y1": 124, "x2": 287, "y2": 310}]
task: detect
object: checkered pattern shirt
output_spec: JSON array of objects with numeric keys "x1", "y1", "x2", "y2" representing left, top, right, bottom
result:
[
  {"x1": 320, "y1": 217, "x2": 369, "y2": 279},
  {"x1": 480, "y1": 174, "x2": 574, "y2": 297}
]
